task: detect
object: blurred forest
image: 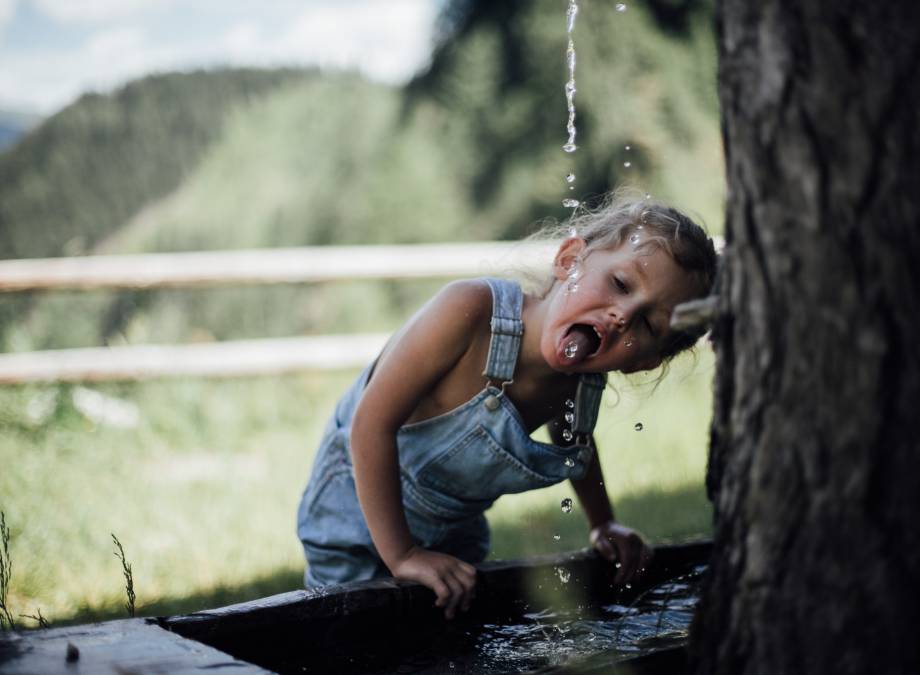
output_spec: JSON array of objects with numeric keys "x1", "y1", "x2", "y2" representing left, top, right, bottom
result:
[{"x1": 0, "y1": 0, "x2": 721, "y2": 353}]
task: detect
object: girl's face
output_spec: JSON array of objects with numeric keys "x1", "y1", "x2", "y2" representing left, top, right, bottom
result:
[{"x1": 540, "y1": 236, "x2": 698, "y2": 374}]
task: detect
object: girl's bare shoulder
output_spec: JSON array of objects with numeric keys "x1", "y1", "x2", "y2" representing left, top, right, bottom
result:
[{"x1": 430, "y1": 278, "x2": 493, "y2": 324}]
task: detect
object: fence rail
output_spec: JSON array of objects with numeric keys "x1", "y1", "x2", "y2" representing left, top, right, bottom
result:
[
  {"x1": 0, "y1": 241, "x2": 559, "y2": 383},
  {"x1": 0, "y1": 241, "x2": 557, "y2": 292},
  {"x1": 0, "y1": 334, "x2": 391, "y2": 384}
]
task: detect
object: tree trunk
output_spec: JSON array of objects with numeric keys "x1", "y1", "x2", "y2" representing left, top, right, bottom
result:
[{"x1": 692, "y1": 2, "x2": 920, "y2": 673}]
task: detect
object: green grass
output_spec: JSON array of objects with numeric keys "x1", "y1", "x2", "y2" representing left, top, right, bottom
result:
[{"x1": 0, "y1": 348, "x2": 713, "y2": 629}]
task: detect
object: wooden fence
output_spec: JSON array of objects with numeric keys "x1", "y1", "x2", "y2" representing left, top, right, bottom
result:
[{"x1": 0, "y1": 242, "x2": 557, "y2": 383}]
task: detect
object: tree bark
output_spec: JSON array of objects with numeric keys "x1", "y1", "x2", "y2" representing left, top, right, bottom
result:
[{"x1": 692, "y1": 2, "x2": 920, "y2": 673}]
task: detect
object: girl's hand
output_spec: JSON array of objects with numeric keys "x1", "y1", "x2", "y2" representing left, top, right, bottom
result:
[
  {"x1": 391, "y1": 546, "x2": 477, "y2": 620},
  {"x1": 589, "y1": 520, "x2": 653, "y2": 586}
]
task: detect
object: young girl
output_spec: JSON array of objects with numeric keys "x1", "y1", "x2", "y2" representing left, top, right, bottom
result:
[{"x1": 297, "y1": 194, "x2": 717, "y2": 619}]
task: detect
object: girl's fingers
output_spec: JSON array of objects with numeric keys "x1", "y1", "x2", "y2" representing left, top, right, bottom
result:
[
  {"x1": 449, "y1": 569, "x2": 475, "y2": 613},
  {"x1": 595, "y1": 535, "x2": 618, "y2": 562},
  {"x1": 430, "y1": 576, "x2": 451, "y2": 609},
  {"x1": 613, "y1": 539, "x2": 628, "y2": 585},
  {"x1": 624, "y1": 535, "x2": 642, "y2": 583},
  {"x1": 441, "y1": 571, "x2": 465, "y2": 619}
]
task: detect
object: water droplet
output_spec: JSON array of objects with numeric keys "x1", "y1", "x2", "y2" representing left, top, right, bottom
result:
[
  {"x1": 562, "y1": 428, "x2": 574, "y2": 442},
  {"x1": 625, "y1": 145, "x2": 631, "y2": 151},
  {"x1": 625, "y1": 583, "x2": 632, "y2": 589},
  {"x1": 449, "y1": 662, "x2": 456, "y2": 670},
  {"x1": 565, "y1": 173, "x2": 576, "y2": 183},
  {"x1": 564, "y1": 456, "x2": 575, "y2": 468},
  {"x1": 616, "y1": 3, "x2": 627, "y2": 12},
  {"x1": 645, "y1": 193, "x2": 652, "y2": 199},
  {"x1": 623, "y1": 161, "x2": 632, "y2": 168},
  {"x1": 564, "y1": 411, "x2": 575, "y2": 424},
  {"x1": 553, "y1": 534, "x2": 561, "y2": 541},
  {"x1": 555, "y1": 567, "x2": 571, "y2": 584},
  {"x1": 634, "y1": 422, "x2": 644, "y2": 431},
  {"x1": 561, "y1": 498, "x2": 573, "y2": 513},
  {"x1": 563, "y1": 143, "x2": 578, "y2": 153},
  {"x1": 566, "y1": 1, "x2": 579, "y2": 32},
  {"x1": 562, "y1": 198, "x2": 580, "y2": 208},
  {"x1": 564, "y1": 341, "x2": 579, "y2": 358},
  {"x1": 565, "y1": 398, "x2": 575, "y2": 409},
  {"x1": 615, "y1": 562, "x2": 622, "y2": 569}
]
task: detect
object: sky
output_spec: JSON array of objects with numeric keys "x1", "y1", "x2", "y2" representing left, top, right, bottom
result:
[{"x1": 0, "y1": 0, "x2": 443, "y2": 114}]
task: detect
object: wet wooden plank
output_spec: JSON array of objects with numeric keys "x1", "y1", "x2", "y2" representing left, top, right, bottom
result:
[{"x1": 0, "y1": 618, "x2": 270, "y2": 674}]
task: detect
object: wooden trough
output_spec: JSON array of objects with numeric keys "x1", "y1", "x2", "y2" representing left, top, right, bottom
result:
[{"x1": 0, "y1": 540, "x2": 711, "y2": 675}]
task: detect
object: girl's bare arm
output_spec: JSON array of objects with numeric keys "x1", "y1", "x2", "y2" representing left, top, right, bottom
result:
[
  {"x1": 549, "y1": 422, "x2": 652, "y2": 585},
  {"x1": 349, "y1": 279, "x2": 490, "y2": 617}
]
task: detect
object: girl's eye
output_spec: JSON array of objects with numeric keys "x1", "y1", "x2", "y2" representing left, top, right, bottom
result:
[
  {"x1": 643, "y1": 316, "x2": 655, "y2": 335},
  {"x1": 613, "y1": 276, "x2": 628, "y2": 292}
]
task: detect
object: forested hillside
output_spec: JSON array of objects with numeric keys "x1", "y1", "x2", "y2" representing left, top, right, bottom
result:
[{"x1": 0, "y1": 0, "x2": 722, "y2": 351}]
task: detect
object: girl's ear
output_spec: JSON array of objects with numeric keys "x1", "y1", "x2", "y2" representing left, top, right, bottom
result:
[{"x1": 553, "y1": 237, "x2": 588, "y2": 281}]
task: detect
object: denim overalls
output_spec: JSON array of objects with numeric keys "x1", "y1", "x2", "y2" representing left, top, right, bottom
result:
[{"x1": 297, "y1": 277, "x2": 606, "y2": 587}]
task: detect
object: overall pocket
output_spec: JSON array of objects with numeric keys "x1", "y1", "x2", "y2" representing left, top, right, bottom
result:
[{"x1": 415, "y1": 425, "x2": 556, "y2": 513}]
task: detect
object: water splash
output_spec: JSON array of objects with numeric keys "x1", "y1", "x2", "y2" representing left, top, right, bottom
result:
[
  {"x1": 563, "y1": 1, "x2": 579, "y2": 156},
  {"x1": 562, "y1": 198, "x2": 580, "y2": 208},
  {"x1": 564, "y1": 411, "x2": 575, "y2": 424},
  {"x1": 565, "y1": 399, "x2": 575, "y2": 409},
  {"x1": 566, "y1": 173, "x2": 576, "y2": 183},
  {"x1": 616, "y1": 3, "x2": 627, "y2": 12},
  {"x1": 555, "y1": 567, "x2": 572, "y2": 584},
  {"x1": 623, "y1": 161, "x2": 632, "y2": 168},
  {"x1": 561, "y1": 498, "x2": 574, "y2": 513},
  {"x1": 562, "y1": 428, "x2": 574, "y2": 442}
]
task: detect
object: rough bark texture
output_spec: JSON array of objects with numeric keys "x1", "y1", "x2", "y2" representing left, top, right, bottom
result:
[{"x1": 691, "y1": 2, "x2": 920, "y2": 673}]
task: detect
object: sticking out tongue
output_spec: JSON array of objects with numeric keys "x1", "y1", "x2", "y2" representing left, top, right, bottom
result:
[{"x1": 562, "y1": 324, "x2": 600, "y2": 364}]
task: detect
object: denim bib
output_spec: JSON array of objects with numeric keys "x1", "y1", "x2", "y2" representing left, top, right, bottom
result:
[{"x1": 298, "y1": 278, "x2": 606, "y2": 587}]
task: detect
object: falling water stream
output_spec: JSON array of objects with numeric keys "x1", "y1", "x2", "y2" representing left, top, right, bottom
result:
[{"x1": 562, "y1": 0, "x2": 580, "y2": 213}]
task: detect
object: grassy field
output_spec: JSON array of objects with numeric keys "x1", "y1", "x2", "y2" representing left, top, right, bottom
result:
[{"x1": 0, "y1": 347, "x2": 713, "y2": 629}]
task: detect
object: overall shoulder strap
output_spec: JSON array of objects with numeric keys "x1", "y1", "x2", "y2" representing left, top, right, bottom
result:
[
  {"x1": 572, "y1": 373, "x2": 606, "y2": 436},
  {"x1": 481, "y1": 277, "x2": 524, "y2": 384}
]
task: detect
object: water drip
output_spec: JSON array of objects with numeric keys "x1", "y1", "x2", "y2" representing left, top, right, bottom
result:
[
  {"x1": 563, "y1": 1, "x2": 579, "y2": 155},
  {"x1": 560, "y1": 498, "x2": 574, "y2": 513}
]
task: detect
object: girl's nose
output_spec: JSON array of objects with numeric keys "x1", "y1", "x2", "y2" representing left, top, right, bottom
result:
[{"x1": 609, "y1": 305, "x2": 631, "y2": 332}]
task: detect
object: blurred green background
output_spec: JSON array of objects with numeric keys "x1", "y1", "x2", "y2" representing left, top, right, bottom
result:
[{"x1": 0, "y1": 0, "x2": 721, "y2": 627}]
